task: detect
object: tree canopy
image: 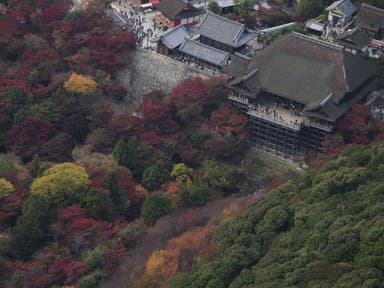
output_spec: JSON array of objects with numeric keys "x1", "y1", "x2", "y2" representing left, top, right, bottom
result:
[
  {"x1": 30, "y1": 162, "x2": 90, "y2": 203},
  {"x1": 0, "y1": 178, "x2": 14, "y2": 198},
  {"x1": 141, "y1": 194, "x2": 173, "y2": 226},
  {"x1": 175, "y1": 143, "x2": 384, "y2": 287},
  {"x1": 64, "y1": 73, "x2": 97, "y2": 95}
]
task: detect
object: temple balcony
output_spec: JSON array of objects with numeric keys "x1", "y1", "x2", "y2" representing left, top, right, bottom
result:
[{"x1": 247, "y1": 104, "x2": 304, "y2": 131}]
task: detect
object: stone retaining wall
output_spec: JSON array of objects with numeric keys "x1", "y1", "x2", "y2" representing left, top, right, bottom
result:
[{"x1": 116, "y1": 49, "x2": 214, "y2": 105}]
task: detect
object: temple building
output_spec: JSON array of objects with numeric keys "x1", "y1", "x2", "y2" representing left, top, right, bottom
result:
[
  {"x1": 156, "y1": 25, "x2": 189, "y2": 55},
  {"x1": 355, "y1": 3, "x2": 384, "y2": 38},
  {"x1": 194, "y1": 12, "x2": 256, "y2": 53},
  {"x1": 155, "y1": 0, "x2": 203, "y2": 28},
  {"x1": 178, "y1": 38, "x2": 230, "y2": 68},
  {"x1": 326, "y1": 0, "x2": 357, "y2": 27},
  {"x1": 226, "y1": 32, "x2": 379, "y2": 158},
  {"x1": 335, "y1": 27, "x2": 371, "y2": 54}
]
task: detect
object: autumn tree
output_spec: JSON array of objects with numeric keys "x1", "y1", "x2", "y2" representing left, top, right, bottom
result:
[
  {"x1": 52, "y1": 204, "x2": 114, "y2": 255},
  {"x1": 0, "y1": 178, "x2": 14, "y2": 199},
  {"x1": 64, "y1": 73, "x2": 97, "y2": 95},
  {"x1": 106, "y1": 113, "x2": 145, "y2": 142},
  {"x1": 138, "y1": 100, "x2": 180, "y2": 137},
  {"x1": 6, "y1": 115, "x2": 54, "y2": 160},
  {"x1": 141, "y1": 249, "x2": 180, "y2": 286},
  {"x1": 0, "y1": 194, "x2": 22, "y2": 230},
  {"x1": 171, "y1": 163, "x2": 193, "y2": 184},
  {"x1": 141, "y1": 194, "x2": 173, "y2": 226},
  {"x1": 30, "y1": 162, "x2": 90, "y2": 205},
  {"x1": 337, "y1": 104, "x2": 381, "y2": 144},
  {"x1": 86, "y1": 32, "x2": 135, "y2": 75},
  {"x1": 171, "y1": 77, "x2": 206, "y2": 108},
  {"x1": 207, "y1": 105, "x2": 248, "y2": 160},
  {"x1": 170, "y1": 77, "x2": 209, "y2": 129},
  {"x1": 39, "y1": 132, "x2": 74, "y2": 162}
]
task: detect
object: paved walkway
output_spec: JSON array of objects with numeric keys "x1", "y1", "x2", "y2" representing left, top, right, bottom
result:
[{"x1": 111, "y1": 0, "x2": 166, "y2": 49}]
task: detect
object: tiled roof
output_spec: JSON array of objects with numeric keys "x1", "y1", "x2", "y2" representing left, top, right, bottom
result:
[
  {"x1": 195, "y1": 12, "x2": 256, "y2": 48},
  {"x1": 225, "y1": 53, "x2": 250, "y2": 77},
  {"x1": 228, "y1": 33, "x2": 378, "y2": 121},
  {"x1": 178, "y1": 38, "x2": 230, "y2": 67},
  {"x1": 326, "y1": 0, "x2": 357, "y2": 17},
  {"x1": 159, "y1": 25, "x2": 189, "y2": 49},
  {"x1": 305, "y1": 20, "x2": 325, "y2": 32},
  {"x1": 155, "y1": 0, "x2": 202, "y2": 20},
  {"x1": 336, "y1": 28, "x2": 371, "y2": 50},
  {"x1": 355, "y1": 3, "x2": 384, "y2": 33}
]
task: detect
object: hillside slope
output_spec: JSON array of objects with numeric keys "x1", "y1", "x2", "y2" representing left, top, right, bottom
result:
[{"x1": 167, "y1": 143, "x2": 384, "y2": 288}]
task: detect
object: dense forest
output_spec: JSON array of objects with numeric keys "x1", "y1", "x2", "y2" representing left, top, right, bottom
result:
[
  {"x1": 0, "y1": 0, "x2": 253, "y2": 287},
  {"x1": 1, "y1": 0, "x2": 384, "y2": 287},
  {"x1": 164, "y1": 143, "x2": 384, "y2": 288}
]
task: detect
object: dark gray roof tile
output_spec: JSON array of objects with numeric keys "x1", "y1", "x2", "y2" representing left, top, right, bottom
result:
[
  {"x1": 155, "y1": 0, "x2": 202, "y2": 20},
  {"x1": 355, "y1": 3, "x2": 384, "y2": 32},
  {"x1": 228, "y1": 32, "x2": 379, "y2": 121},
  {"x1": 336, "y1": 28, "x2": 371, "y2": 50},
  {"x1": 178, "y1": 38, "x2": 230, "y2": 66},
  {"x1": 159, "y1": 25, "x2": 189, "y2": 49},
  {"x1": 196, "y1": 12, "x2": 256, "y2": 48},
  {"x1": 326, "y1": 0, "x2": 357, "y2": 17}
]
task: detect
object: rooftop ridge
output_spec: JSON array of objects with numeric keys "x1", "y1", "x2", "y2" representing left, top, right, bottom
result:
[
  {"x1": 242, "y1": 68, "x2": 258, "y2": 81},
  {"x1": 234, "y1": 52, "x2": 251, "y2": 60},
  {"x1": 291, "y1": 32, "x2": 344, "y2": 51},
  {"x1": 326, "y1": 0, "x2": 343, "y2": 10},
  {"x1": 361, "y1": 2, "x2": 384, "y2": 13},
  {"x1": 195, "y1": 13, "x2": 208, "y2": 29},
  {"x1": 206, "y1": 11, "x2": 244, "y2": 28},
  {"x1": 182, "y1": 37, "x2": 230, "y2": 55},
  {"x1": 160, "y1": 24, "x2": 184, "y2": 37},
  {"x1": 320, "y1": 93, "x2": 333, "y2": 106},
  {"x1": 232, "y1": 26, "x2": 245, "y2": 43}
]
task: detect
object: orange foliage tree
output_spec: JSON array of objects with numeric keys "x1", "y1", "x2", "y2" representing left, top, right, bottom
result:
[
  {"x1": 139, "y1": 226, "x2": 214, "y2": 286},
  {"x1": 64, "y1": 73, "x2": 97, "y2": 95}
]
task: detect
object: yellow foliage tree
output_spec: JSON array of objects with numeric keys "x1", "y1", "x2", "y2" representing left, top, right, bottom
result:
[
  {"x1": 168, "y1": 226, "x2": 214, "y2": 252},
  {"x1": 64, "y1": 73, "x2": 97, "y2": 95},
  {"x1": 30, "y1": 163, "x2": 90, "y2": 202},
  {"x1": 0, "y1": 178, "x2": 14, "y2": 198},
  {"x1": 220, "y1": 202, "x2": 241, "y2": 223},
  {"x1": 145, "y1": 250, "x2": 165, "y2": 277},
  {"x1": 170, "y1": 163, "x2": 192, "y2": 184},
  {"x1": 142, "y1": 249, "x2": 180, "y2": 286}
]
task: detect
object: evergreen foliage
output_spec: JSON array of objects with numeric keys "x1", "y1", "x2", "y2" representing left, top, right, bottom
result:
[
  {"x1": 142, "y1": 161, "x2": 170, "y2": 191},
  {"x1": 179, "y1": 143, "x2": 384, "y2": 287},
  {"x1": 11, "y1": 194, "x2": 54, "y2": 259},
  {"x1": 141, "y1": 194, "x2": 173, "y2": 226}
]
